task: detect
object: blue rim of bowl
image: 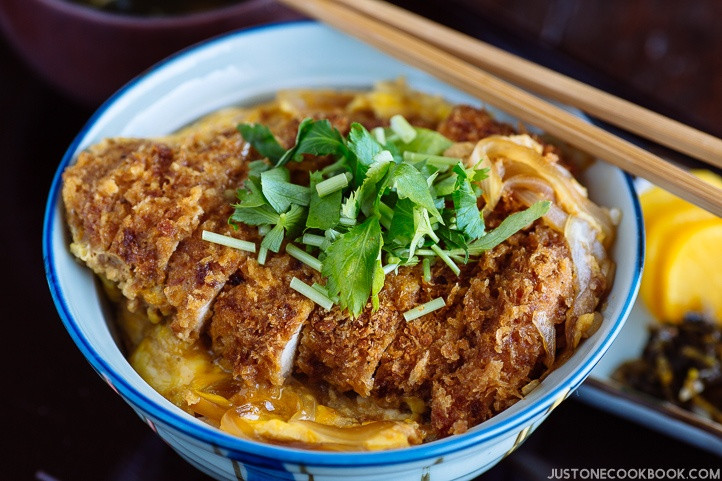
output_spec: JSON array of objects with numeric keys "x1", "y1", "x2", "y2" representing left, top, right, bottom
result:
[{"x1": 43, "y1": 20, "x2": 644, "y2": 468}]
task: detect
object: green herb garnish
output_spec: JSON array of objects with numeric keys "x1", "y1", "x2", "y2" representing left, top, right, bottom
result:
[{"x1": 226, "y1": 117, "x2": 550, "y2": 317}]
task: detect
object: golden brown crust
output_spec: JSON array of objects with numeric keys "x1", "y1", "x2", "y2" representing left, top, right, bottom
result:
[
  {"x1": 62, "y1": 129, "x2": 250, "y2": 311},
  {"x1": 430, "y1": 223, "x2": 574, "y2": 435},
  {"x1": 209, "y1": 256, "x2": 318, "y2": 387},
  {"x1": 164, "y1": 203, "x2": 258, "y2": 340}
]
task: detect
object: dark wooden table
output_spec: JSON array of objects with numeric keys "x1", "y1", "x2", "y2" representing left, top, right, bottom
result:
[{"x1": 3, "y1": 1, "x2": 719, "y2": 479}]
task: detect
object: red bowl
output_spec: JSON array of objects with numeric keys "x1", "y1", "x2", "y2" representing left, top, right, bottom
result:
[{"x1": 0, "y1": 0, "x2": 302, "y2": 106}]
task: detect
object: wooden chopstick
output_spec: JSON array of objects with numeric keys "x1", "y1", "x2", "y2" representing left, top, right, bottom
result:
[
  {"x1": 279, "y1": 0, "x2": 722, "y2": 217},
  {"x1": 333, "y1": 0, "x2": 722, "y2": 171}
]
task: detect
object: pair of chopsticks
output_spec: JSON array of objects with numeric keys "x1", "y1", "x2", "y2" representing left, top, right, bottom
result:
[{"x1": 278, "y1": 0, "x2": 722, "y2": 217}]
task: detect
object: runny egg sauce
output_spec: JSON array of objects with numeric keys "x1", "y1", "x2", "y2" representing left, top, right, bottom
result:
[{"x1": 109, "y1": 282, "x2": 426, "y2": 451}]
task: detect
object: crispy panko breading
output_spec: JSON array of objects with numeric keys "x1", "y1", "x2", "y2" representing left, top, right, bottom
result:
[
  {"x1": 63, "y1": 90, "x2": 608, "y2": 443},
  {"x1": 164, "y1": 203, "x2": 257, "y2": 340},
  {"x1": 62, "y1": 127, "x2": 250, "y2": 312},
  {"x1": 209, "y1": 256, "x2": 318, "y2": 387},
  {"x1": 295, "y1": 272, "x2": 421, "y2": 397}
]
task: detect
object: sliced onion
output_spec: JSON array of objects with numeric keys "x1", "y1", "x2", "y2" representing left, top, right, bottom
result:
[
  {"x1": 470, "y1": 136, "x2": 614, "y2": 246},
  {"x1": 531, "y1": 310, "x2": 556, "y2": 367},
  {"x1": 467, "y1": 141, "x2": 503, "y2": 213},
  {"x1": 564, "y1": 215, "x2": 610, "y2": 349},
  {"x1": 503, "y1": 175, "x2": 555, "y2": 200},
  {"x1": 513, "y1": 188, "x2": 568, "y2": 232}
]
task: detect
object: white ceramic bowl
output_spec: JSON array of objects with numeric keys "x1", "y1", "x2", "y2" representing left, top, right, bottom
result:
[{"x1": 43, "y1": 21, "x2": 644, "y2": 481}]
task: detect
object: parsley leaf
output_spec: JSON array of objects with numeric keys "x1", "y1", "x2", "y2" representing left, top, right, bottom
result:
[
  {"x1": 237, "y1": 124, "x2": 286, "y2": 163},
  {"x1": 322, "y1": 217, "x2": 383, "y2": 317}
]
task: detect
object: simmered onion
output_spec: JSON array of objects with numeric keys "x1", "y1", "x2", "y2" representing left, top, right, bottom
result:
[{"x1": 468, "y1": 136, "x2": 615, "y2": 246}]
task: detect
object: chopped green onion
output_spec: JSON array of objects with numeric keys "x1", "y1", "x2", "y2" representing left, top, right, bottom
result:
[
  {"x1": 430, "y1": 244, "x2": 460, "y2": 275},
  {"x1": 316, "y1": 173, "x2": 349, "y2": 198},
  {"x1": 415, "y1": 248, "x2": 436, "y2": 256},
  {"x1": 325, "y1": 229, "x2": 341, "y2": 241},
  {"x1": 373, "y1": 150, "x2": 394, "y2": 163},
  {"x1": 403, "y1": 151, "x2": 462, "y2": 169},
  {"x1": 403, "y1": 297, "x2": 445, "y2": 321},
  {"x1": 386, "y1": 255, "x2": 401, "y2": 265},
  {"x1": 422, "y1": 258, "x2": 431, "y2": 282},
  {"x1": 383, "y1": 263, "x2": 399, "y2": 275},
  {"x1": 390, "y1": 114, "x2": 417, "y2": 143},
  {"x1": 202, "y1": 230, "x2": 256, "y2": 253},
  {"x1": 372, "y1": 126, "x2": 386, "y2": 145},
  {"x1": 257, "y1": 246, "x2": 268, "y2": 265},
  {"x1": 286, "y1": 243, "x2": 322, "y2": 272},
  {"x1": 290, "y1": 277, "x2": 334, "y2": 310},
  {"x1": 338, "y1": 216, "x2": 356, "y2": 226},
  {"x1": 302, "y1": 233, "x2": 326, "y2": 247},
  {"x1": 311, "y1": 282, "x2": 329, "y2": 297}
]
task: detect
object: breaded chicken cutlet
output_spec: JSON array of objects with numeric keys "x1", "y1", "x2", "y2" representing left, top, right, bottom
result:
[{"x1": 62, "y1": 95, "x2": 609, "y2": 441}]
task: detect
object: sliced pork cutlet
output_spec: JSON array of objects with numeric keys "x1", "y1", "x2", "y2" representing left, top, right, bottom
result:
[
  {"x1": 295, "y1": 270, "x2": 423, "y2": 398},
  {"x1": 164, "y1": 203, "x2": 259, "y2": 340},
  {"x1": 63, "y1": 128, "x2": 250, "y2": 313},
  {"x1": 63, "y1": 138, "x2": 161, "y2": 279},
  {"x1": 430, "y1": 223, "x2": 574, "y2": 436},
  {"x1": 372, "y1": 265, "x2": 473, "y2": 403},
  {"x1": 209, "y1": 255, "x2": 319, "y2": 387}
]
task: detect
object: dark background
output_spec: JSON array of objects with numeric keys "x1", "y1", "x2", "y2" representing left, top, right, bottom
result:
[{"x1": 2, "y1": 1, "x2": 719, "y2": 479}]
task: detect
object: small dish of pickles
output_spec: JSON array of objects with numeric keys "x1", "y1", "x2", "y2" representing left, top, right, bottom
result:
[{"x1": 580, "y1": 170, "x2": 722, "y2": 455}]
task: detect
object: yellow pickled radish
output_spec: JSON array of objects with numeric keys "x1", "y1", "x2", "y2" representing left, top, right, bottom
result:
[
  {"x1": 640, "y1": 205, "x2": 718, "y2": 320},
  {"x1": 638, "y1": 169, "x2": 722, "y2": 324},
  {"x1": 656, "y1": 219, "x2": 722, "y2": 323},
  {"x1": 640, "y1": 169, "x2": 722, "y2": 229}
]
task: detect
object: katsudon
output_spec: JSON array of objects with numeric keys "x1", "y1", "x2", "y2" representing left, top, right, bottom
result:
[{"x1": 62, "y1": 79, "x2": 616, "y2": 450}]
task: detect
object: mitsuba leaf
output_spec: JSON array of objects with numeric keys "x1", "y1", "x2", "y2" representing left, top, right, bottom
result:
[
  {"x1": 237, "y1": 123, "x2": 286, "y2": 163},
  {"x1": 261, "y1": 168, "x2": 311, "y2": 213},
  {"x1": 345, "y1": 158, "x2": 393, "y2": 220},
  {"x1": 452, "y1": 163, "x2": 485, "y2": 239},
  {"x1": 261, "y1": 223, "x2": 285, "y2": 252},
  {"x1": 386, "y1": 198, "x2": 415, "y2": 247},
  {"x1": 347, "y1": 123, "x2": 383, "y2": 184},
  {"x1": 393, "y1": 127, "x2": 453, "y2": 156},
  {"x1": 260, "y1": 204, "x2": 307, "y2": 253},
  {"x1": 231, "y1": 177, "x2": 280, "y2": 226},
  {"x1": 322, "y1": 217, "x2": 383, "y2": 317},
  {"x1": 371, "y1": 257, "x2": 385, "y2": 311},
  {"x1": 307, "y1": 171, "x2": 341, "y2": 230},
  {"x1": 388, "y1": 163, "x2": 443, "y2": 223},
  {"x1": 463, "y1": 201, "x2": 551, "y2": 256},
  {"x1": 230, "y1": 204, "x2": 279, "y2": 226},
  {"x1": 409, "y1": 207, "x2": 438, "y2": 260},
  {"x1": 277, "y1": 119, "x2": 347, "y2": 167}
]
